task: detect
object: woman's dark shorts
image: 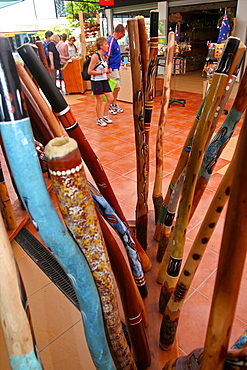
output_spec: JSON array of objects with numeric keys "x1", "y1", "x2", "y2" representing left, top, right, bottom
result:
[{"x1": 91, "y1": 79, "x2": 111, "y2": 95}]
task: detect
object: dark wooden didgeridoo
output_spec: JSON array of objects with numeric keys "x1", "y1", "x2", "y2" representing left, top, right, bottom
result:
[
  {"x1": 128, "y1": 17, "x2": 148, "y2": 250},
  {"x1": 0, "y1": 35, "x2": 116, "y2": 370},
  {"x1": 45, "y1": 136, "x2": 137, "y2": 370},
  {"x1": 157, "y1": 36, "x2": 240, "y2": 313},
  {"x1": 153, "y1": 30, "x2": 175, "y2": 225},
  {"x1": 0, "y1": 212, "x2": 42, "y2": 369},
  {"x1": 17, "y1": 43, "x2": 152, "y2": 273},
  {"x1": 0, "y1": 160, "x2": 16, "y2": 230},
  {"x1": 96, "y1": 210, "x2": 151, "y2": 370}
]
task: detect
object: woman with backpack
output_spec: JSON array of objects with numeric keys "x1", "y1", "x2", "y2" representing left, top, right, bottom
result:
[{"x1": 88, "y1": 37, "x2": 114, "y2": 127}]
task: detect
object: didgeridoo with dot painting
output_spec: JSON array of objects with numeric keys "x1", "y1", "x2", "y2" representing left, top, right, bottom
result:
[
  {"x1": 128, "y1": 17, "x2": 148, "y2": 251},
  {"x1": 157, "y1": 36, "x2": 240, "y2": 307},
  {"x1": 159, "y1": 146, "x2": 237, "y2": 349},
  {"x1": 154, "y1": 43, "x2": 245, "y2": 244},
  {"x1": 45, "y1": 136, "x2": 137, "y2": 370},
  {"x1": 0, "y1": 36, "x2": 116, "y2": 370},
  {"x1": 190, "y1": 59, "x2": 247, "y2": 220},
  {"x1": 0, "y1": 212, "x2": 42, "y2": 370},
  {"x1": 96, "y1": 209, "x2": 151, "y2": 370},
  {"x1": 17, "y1": 43, "x2": 152, "y2": 273},
  {"x1": 152, "y1": 30, "x2": 175, "y2": 225}
]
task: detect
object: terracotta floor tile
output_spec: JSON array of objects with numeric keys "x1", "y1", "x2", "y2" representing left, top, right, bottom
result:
[{"x1": 104, "y1": 156, "x2": 136, "y2": 176}]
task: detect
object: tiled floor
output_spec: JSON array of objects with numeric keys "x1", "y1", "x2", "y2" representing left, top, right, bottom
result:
[{"x1": 0, "y1": 70, "x2": 246, "y2": 369}]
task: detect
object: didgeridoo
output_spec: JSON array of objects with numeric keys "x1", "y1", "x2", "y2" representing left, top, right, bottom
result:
[
  {"x1": 16, "y1": 62, "x2": 64, "y2": 140},
  {"x1": 154, "y1": 98, "x2": 206, "y2": 242},
  {"x1": 128, "y1": 17, "x2": 148, "y2": 250},
  {"x1": 17, "y1": 43, "x2": 152, "y2": 272},
  {"x1": 35, "y1": 40, "x2": 51, "y2": 76},
  {"x1": 0, "y1": 212, "x2": 42, "y2": 370},
  {"x1": 45, "y1": 136, "x2": 136, "y2": 370},
  {"x1": 190, "y1": 60, "x2": 247, "y2": 219},
  {"x1": 157, "y1": 36, "x2": 240, "y2": 309},
  {"x1": 88, "y1": 181, "x2": 148, "y2": 299},
  {"x1": 201, "y1": 111, "x2": 247, "y2": 369},
  {"x1": 0, "y1": 160, "x2": 16, "y2": 230},
  {"x1": 153, "y1": 31, "x2": 175, "y2": 224},
  {"x1": 96, "y1": 210, "x2": 151, "y2": 370},
  {"x1": 159, "y1": 149, "x2": 236, "y2": 348},
  {"x1": 0, "y1": 36, "x2": 116, "y2": 370}
]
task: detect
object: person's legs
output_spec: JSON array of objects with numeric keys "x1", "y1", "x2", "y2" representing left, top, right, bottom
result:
[
  {"x1": 95, "y1": 94, "x2": 103, "y2": 119},
  {"x1": 103, "y1": 92, "x2": 114, "y2": 116}
]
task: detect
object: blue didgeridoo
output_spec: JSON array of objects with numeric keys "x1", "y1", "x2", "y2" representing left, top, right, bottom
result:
[
  {"x1": 0, "y1": 36, "x2": 116, "y2": 370},
  {"x1": 88, "y1": 181, "x2": 147, "y2": 299}
]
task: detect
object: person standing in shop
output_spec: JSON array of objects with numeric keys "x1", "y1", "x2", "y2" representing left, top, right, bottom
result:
[
  {"x1": 88, "y1": 37, "x2": 114, "y2": 127},
  {"x1": 56, "y1": 33, "x2": 70, "y2": 88},
  {"x1": 107, "y1": 24, "x2": 125, "y2": 115}
]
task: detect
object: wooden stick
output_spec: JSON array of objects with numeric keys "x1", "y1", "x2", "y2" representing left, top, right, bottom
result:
[
  {"x1": 160, "y1": 147, "x2": 237, "y2": 348},
  {"x1": 190, "y1": 59, "x2": 247, "y2": 219},
  {"x1": 201, "y1": 110, "x2": 247, "y2": 369},
  {"x1": 0, "y1": 160, "x2": 16, "y2": 230},
  {"x1": 0, "y1": 212, "x2": 42, "y2": 369},
  {"x1": 153, "y1": 31, "x2": 175, "y2": 224},
  {"x1": 128, "y1": 17, "x2": 148, "y2": 250},
  {"x1": 17, "y1": 43, "x2": 152, "y2": 272},
  {"x1": 97, "y1": 211, "x2": 151, "y2": 370},
  {"x1": 157, "y1": 36, "x2": 240, "y2": 312},
  {"x1": 45, "y1": 137, "x2": 137, "y2": 370},
  {"x1": 0, "y1": 36, "x2": 116, "y2": 370}
]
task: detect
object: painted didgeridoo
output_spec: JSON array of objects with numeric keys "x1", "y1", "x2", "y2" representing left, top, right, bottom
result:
[
  {"x1": 0, "y1": 160, "x2": 16, "y2": 230},
  {"x1": 154, "y1": 98, "x2": 206, "y2": 242},
  {"x1": 0, "y1": 213, "x2": 42, "y2": 370},
  {"x1": 190, "y1": 59, "x2": 247, "y2": 220},
  {"x1": 201, "y1": 111, "x2": 247, "y2": 369},
  {"x1": 153, "y1": 31, "x2": 175, "y2": 224},
  {"x1": 0, "y1": 36, "x2": 116, "y2": 370},
  {"x1": 45, "y1": 137, "x2": 137, "y2": 370},
  {"x1": 157, "y1": 36, "x2": 240, "y2": 309},
  {"x1": 88, "y1": 181, "x2": 148, "y2": 299},
  {"x1": 128, "y1": 17, "x2": 148, "y2": 250},
  {"x1": 163, "y1": 347, "x2": 247, "y2": 369},
  {"x1": 17, "y1": 43, "x2": 151, "y2": 272},
  {"x1": 96, "y1": 210, "x2": 151, "y2": 370},
  {"x1": 159, "y1": 149, "x2": 236, "y2": 348}
]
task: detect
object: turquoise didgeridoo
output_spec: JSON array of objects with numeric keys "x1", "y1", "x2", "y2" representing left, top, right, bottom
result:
[{"x1": 0, "y1": 36, "x2": 116, "y2": 370}]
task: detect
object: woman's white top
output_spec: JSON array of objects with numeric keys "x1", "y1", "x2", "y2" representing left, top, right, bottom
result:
[
  {"x1": 68, "y1": 43, "x2": 77, "y2": 57},
  {"x1": 91, "y1": 53, "x2": 108, "y2": 81}
]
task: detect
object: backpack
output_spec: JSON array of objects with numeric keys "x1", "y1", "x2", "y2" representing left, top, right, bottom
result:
[
  {"x1": 42, "y1": 41, "x2": 51, "y2": 60},
  {"x1": 82, "y1": 52, "x2": 102, "y2": 81}
]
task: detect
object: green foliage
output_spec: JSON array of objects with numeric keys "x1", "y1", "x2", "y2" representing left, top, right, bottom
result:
[
  {"x1": 36, "y1": 25, "x2": 73, "y2": 41},
  {"x1": 66, "y1": 1, "x2": 100, "y2": 28}
]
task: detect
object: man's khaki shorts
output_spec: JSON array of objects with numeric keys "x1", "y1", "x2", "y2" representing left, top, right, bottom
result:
[{"x1": 110, "y1": 69, "x2": 122, "y2": 89}]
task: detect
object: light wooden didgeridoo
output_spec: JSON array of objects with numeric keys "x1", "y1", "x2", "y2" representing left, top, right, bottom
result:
[
  {"x1": 45, "y1": 136, "x2": 137, "y2": 370},
  {"x1": 0, "y1": 212, "x2": 42, "y2": 369},
  {"x1": 153, "y1": 31, "x2": 175, "y2": 224}
]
